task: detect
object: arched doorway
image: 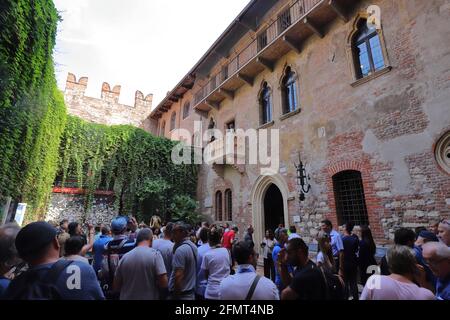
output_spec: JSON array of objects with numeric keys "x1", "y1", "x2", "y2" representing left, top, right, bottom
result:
[
  {"x1": 264, "y1": 184, "x2": 284, "y2": 233},
  {"x1": 250, "y1": 174, "x2": 290, "y2": 250}
]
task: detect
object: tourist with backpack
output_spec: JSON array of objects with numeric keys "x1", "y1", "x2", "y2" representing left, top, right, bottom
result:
[
  {"x1": 4, "y1": 222, "x2": 104, "y2": 300},
  {"x1": 219, "y1": 241, "x2": 279, "y2": 300},
  {"x1": 99, "y1": 216, "x2": 136, "y2": 299},
  {"x1": 168, "y1": 222, "x2": 198, "y2": 300},
  {"x1": 279, "y1": 238, "x2": 344, "y2": 300}
]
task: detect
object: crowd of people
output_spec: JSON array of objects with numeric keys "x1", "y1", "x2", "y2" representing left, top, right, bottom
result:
[{"x1": 0, "y1": 215, "x2": 448, "y2": 300}]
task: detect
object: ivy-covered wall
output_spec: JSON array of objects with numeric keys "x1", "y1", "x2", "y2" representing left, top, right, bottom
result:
[
  {"x1": 0, "y1": 0, "x2": 67, "y2": 221},
  {"x1": 57, "y1": 116, "x2": 199, "y2": 223}
]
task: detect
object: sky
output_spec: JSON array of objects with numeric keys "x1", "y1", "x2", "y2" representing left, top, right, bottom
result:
[{"x1": 53, "y1": 0, "x2": 250, "y2": 107}]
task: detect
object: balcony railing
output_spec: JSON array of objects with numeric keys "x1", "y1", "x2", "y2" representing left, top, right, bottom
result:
[{"x1": 193, "y1": 0, "x2": 321, "y2": 106}]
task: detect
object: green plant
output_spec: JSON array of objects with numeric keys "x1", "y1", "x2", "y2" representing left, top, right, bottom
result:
[
  {"x1": 57, "y1": 116, "x2": 199, "y2": 223},
  {"x1": 0, "y1": 0, "x2": 67, "y2": 221},
  {"x1": 170, "y1": 195, "x2": 202, "y2": 226}
]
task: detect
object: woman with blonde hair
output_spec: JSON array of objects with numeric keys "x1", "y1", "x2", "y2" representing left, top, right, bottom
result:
[{"x1": 316, "y1": 231, "x2": 335, "y2": 273}]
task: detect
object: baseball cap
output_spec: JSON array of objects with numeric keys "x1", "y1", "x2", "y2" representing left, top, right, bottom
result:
[
  {"x1": 111, "y1": 216, "x2": 128, "y2": 233},
  {"x1": 419, "y1": 230, "x2": 439, "y2": 242},
  {"x1": 15, "y1": 222, "x2": 57, "y2": 259}
]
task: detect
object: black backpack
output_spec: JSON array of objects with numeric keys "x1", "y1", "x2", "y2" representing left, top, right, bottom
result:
[
  {"x1": 6, "y1": 260, "x2": 73, "y2": 300},
  {"x1": 319, "y1": 266, "x2": 345, "y2": 300}
]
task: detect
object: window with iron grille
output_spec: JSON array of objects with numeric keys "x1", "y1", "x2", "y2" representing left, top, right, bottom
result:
[
  {"x1": 332, "y1": 170, "x2": 369, "y2": 226},
  {"x1": 215, "y1": 191, "x2": 223, "y2": 221},
  {"x1": 278, "y1": 8, "x2": 292, "y2": 33},
  {"x1": 257, "y1": 30, "x2": 268, "y2": 52},
  {"x1": 225, "y1": 189, "x2": 232, "y2": 221}
]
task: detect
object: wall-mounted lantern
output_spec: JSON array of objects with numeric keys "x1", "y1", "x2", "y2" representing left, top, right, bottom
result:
[{"x1": 294, "y1": 153, "x2": 311, "y2": 202}]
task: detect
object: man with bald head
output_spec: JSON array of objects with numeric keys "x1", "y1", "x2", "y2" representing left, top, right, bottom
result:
[{"x1": 422, "y1": 241, "x2": 450, "y2": 300}]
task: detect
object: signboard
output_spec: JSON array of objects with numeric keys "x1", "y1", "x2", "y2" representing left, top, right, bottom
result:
[
  {"x1": 14, "y1": 203, "x2": 27, "y2": 226},
  {"x1": 293, "y1": 215, "x2": 301, "y2": 223}
]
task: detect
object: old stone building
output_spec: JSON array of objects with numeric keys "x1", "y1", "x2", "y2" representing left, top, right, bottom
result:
[
  {"x1": 146, "y1": 0, "x2": 450, "y2": 247},
  {"x1": 65, "y1": 72, "x2": 153, "y2": 127}
]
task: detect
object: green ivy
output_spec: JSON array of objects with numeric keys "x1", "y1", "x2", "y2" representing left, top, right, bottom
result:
[
  {"x1": 0, "y1": 0, "x2": 67, "y2": 221},
  {"x1": 58, "y1": 116, "x2": 199, "y2": 223}
]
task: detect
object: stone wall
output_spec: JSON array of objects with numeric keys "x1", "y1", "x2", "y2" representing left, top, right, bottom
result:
[
  {"x1": 64, "y1": 73, "x2": 153, "y2": 127},
  {"x1": 46, "y1": 193, "x2": 118, "y2": 225}
]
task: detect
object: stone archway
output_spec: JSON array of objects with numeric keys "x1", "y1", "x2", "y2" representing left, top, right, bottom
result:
[{"x1": 250, "y1": 174, "x2": 290, "y2": 249}]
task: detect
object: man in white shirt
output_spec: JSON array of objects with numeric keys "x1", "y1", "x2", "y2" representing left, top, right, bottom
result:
[{"x1": 219, "y1": 241, "x2": 279, "y2": 300}]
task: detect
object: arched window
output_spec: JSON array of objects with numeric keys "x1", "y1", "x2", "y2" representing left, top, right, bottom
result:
[
  {"x1": 332, "y1": 170, "x2": 369, "y2": 226},
  {"x1": 183, "y1": 101, "x2": 190, "y2": 119},
  {"x1": 225, "y1": 189, "x2": 232, "y2": 221},
  {"x1": 215, "y1": 191, "x2": 223, "y2": 221},
  {"x1": 281, "y1": 66, "x2": 298, "y2": 114},
  {"x1": 160, "y1": 121, "x2": 166, "y2": 137},
  {"x1": 170, "y1": 112, "x2": 176, "y2": 131},
  {"x1": 259, "y1": 81, "x2": 272, "y2": 125},
  {"x1": 353, "y1": 19, "x2": 385, "y2": 79}
]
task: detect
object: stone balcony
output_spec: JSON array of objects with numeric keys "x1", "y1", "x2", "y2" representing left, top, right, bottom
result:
[
  {"x1": 204, "y1": 133, "x2": 247, "y2": 177},
  {"x1": 193, "y1": 0, "x2": 358, "y2": 114}
]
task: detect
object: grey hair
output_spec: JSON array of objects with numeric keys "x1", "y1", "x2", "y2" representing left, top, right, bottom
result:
[
  {"x1": 137, "y1": 228, "x2": 153, "y2": 243},
  {"x1": 0, "y1": 223, "x2": 22, "y2": 269},
  {"x1": 386, "y1": 245, "x2": 417, "y2": 275},
  {"x1": 422, "y1": 241, "x2": 450, "y2": 259}
]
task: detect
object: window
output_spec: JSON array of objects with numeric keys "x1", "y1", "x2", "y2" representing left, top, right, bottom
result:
[
  {"x1": 259, "y1": 82, "x2": 273, "y2": 125},
  {"x1": 332, "y1": 170, "x2": 369, "y2": 226},
  {"x1": 281, "y1": 66, "x2": 299, "y2": 114},
  {"x1": 435, "y1": 131, "x2": 450, "y2": 174},
  {"x1": 221, "y1": 66, "x2": 228, "y2": 81},
  {"x1": 225, "y1": 189, "x2": 232, "y2": 221},
  {"x1": 353, "y1": 19, "x2": 385, "y2": 79},
  {"x1": 183, "y1": 101, "x2": 190, "y2": 119},
  {"x1": 226, "y1": 120, "x2": 235, "y2": 132},
  {"x1": 170, "y1": 112, "x2": 176, "y2": 131},
  {"x1": 278, "y1": 8, "x2": 292, "y2": 33},
  {"x1": 160, "y1": 121, "x2": 166, "y2": 137},
  {"x1": 257, "y1": 30, "x2": 268, "y2": 52},
  {"x1": 215, "y1": 191, "x2": 223, "y2": 221}
]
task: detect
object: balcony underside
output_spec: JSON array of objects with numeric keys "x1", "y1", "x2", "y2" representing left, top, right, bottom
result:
[{"x1": 194, "y1": 0, "x2": 358, "y2": 114}]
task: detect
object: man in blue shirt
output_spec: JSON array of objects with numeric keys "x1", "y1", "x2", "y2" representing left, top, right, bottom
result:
[
  {"x1": 4, "y1": 221, "x2": 104, "y2": 300},
  {"x1": 92, "y1": 226, "x2": 112, "y2": 275},
  {"x1": 422, "y1": 241, "x2": 450, "y2": 300},
  {"x1": 273, "y1": 228, "x2": 291, "y2": 292},
  {"x1": 321, "y1": 219, "x2": 344, "y2": 276}
]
